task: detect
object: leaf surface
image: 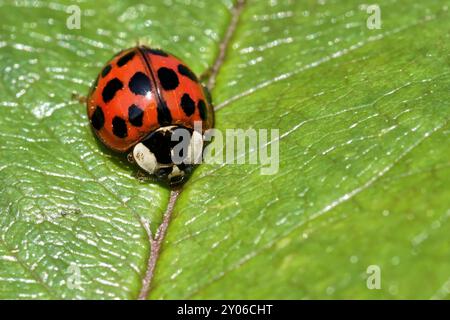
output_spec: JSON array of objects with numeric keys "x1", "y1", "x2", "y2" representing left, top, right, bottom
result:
[{"x1": 0, "y1": 0, "x2": 449, "y2": 299}]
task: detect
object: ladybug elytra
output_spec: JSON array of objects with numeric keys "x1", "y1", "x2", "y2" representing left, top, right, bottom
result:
[{"x1": 86, "y1": 46, "x2": 214, "y2": 185}]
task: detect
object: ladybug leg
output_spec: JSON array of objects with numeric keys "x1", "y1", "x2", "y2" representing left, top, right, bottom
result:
[
  {"x1": 199, "y1": 67, "x2": 212, "y2": 83},
  {"x1": 202, "y1": 85, "x2": 213, "y2": 106},
  {"x1": 71, "y1": 92, "x2": 87, "y2": 104},
  {"x1": 199, "y1": 70, "x2": 214, "y2": 105},
  {"x1": 136, "y1": 169, "x2": 148, "y2": 182},
  {"x1": 127, "y1": 152, "x2": 135, "y2": 163}
]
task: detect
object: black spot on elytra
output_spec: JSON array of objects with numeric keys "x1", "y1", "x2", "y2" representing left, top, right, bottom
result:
[
  {"x1": 128, "y1": 104, "x2": 144, "y2": 127},
  {"x1": 197, "y1": 99, "x2": 207, "y2": 120},
  {"x1": 144, "y1": 48, "x2": 169, "y2": 57},
  {"x1": 157, "y1": 67, "x2": 179, "y2": 90},
  {"x1": 112, "y1": 116, "x2": 127, "y2": 138},
  {"x1": 178, "y1": 64, "x2": 198, "y2": 82},
  {"x1": 102, "y1": 78, "x2": 123, "y2": 103},
  {"x1": 180, "y1": 93, "x2": 195, "y2": 116},
  {"x1": 129, "y1": 72, "x2": 151, "y2": 96},
  {"x1": 157, "y1": 100, "x2": 172, "y2": 126},
  {"x1": 117, "y1": 51, "x2": 136, "y2": 67},
  {"x1": 91, "y1": 106, "x2": 104, "y2": 130},
  {"x1": 101, "y1": 64, "x2": 112, "y2": 78}
]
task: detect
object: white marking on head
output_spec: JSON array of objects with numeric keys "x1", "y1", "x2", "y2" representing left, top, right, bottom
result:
[{"x1": 132, "y1": 142, "x2": 158, "y2": 174}]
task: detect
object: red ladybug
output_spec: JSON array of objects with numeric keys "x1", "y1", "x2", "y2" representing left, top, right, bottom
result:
[{"x1": 86, "y1": 46, "x2": 214, "y2": 185}]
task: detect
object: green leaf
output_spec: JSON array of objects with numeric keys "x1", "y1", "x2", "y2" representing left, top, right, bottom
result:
[
  {"x1": 0, "y1": 0, "x2": 232, "y2": 299},
  {"x1": 1, "y1": 0, "x2": 449, "y2": 299}
]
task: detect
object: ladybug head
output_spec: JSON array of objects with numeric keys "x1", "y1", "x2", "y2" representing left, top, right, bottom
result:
[{"x1": 131, "y1": 125, "x2": 203, "y2": 186}]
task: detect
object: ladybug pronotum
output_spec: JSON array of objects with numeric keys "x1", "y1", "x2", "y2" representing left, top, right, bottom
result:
[{"x1": 86, "y1": 46, "x2": 214, "y2": 185}]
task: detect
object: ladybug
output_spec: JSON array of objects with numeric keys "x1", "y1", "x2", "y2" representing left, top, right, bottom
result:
[{"x1": 86, "y1": 46, "x2": 214, "y2": 185}]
